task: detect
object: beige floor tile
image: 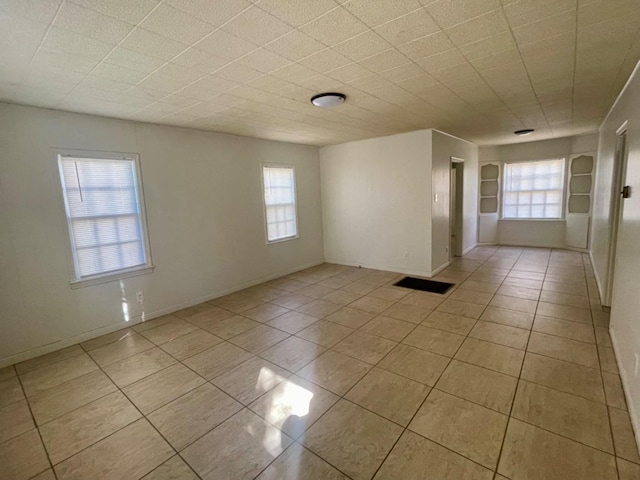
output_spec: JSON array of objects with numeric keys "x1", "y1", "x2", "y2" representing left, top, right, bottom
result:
[
  {"x1": 296, "y1": 299, "x2": 343, "y2": 318},
  {"x1": 322, "y1": 289, "x2": 363, "y2": 305},
  {"x1": 267, "y1": 278, "x2": 309, "y2": 293},
  {"x1": 595, "y1": 327, "x2": 612, "y2": 347},
  {"x1": 138, "y1": 319, "x2": 198, "y2": 345},
  {"x1": 122, "y1": 363, "x2": 205, "y2": 414},
  {"x1": 345, "y1": 368, "x2": 430, "y2": 426},
  {"x1": 512, "y1": 381, "x2": 613, "y2": 453},
  {"x1": 603, "y1": 372, "x2": 627, "y2": 410},
  {"x1": 536, "y1": 301, "x2": 592, "y2": 324},
  {"x1": 368, "y1": 286, "x2": 410, "y2": 302},
  {"x1": 496, "y1": 285, "x2": 540, "y2": 301},
  {"x1": 402, "y1": 325, "x2": 465, "y2": 357},
  {"x1": 324, "y1": 307, "x2": 376, "y2": 328},
  {"x1": 502, "y1": 276, "x2": 543, "y2": 289},
  {"x1": 508, "y1": 270, "x2": 545, "y2": 281},
  {"x1": 527, "y1": 332, "x2": 599, "y2": 368},
  {"x1": 520, "y1": 353, "x2": 605, "y2": 403},
  {"x1": 599, "y1": 346, "x2": 620, "y2": 374},
  {"x1": 296, "y1": 321, "x2": 353, "y2": 348},
  {"x1": 257, "y1": 442, "x2": 348, "y2": 480},
  {"x1": 545, "y1": 273, "x2": 587, "y2": 286},
  {"x1": 241, "y1": 285, "x2": 288, "y2": 302},
  {"x1": 0, "y1": 366, "x2": 16, "y2": 382},
  {"x1": 20, "y1": 354, "x2": 99, "y2": 396},
  {"x1": 182, "y1": 408, "x2": 292, "y2": 480},
  {"x1": 212, "y1": 293, "x2": 264, "y2": 313},
  {"x1": 103, "y1": 347, "x2": 176, "y2": 388},
  {"x1": 298, "y1": 284, "x2": 337, "y2": 299},
  {"x1": 341, "y1": 281, "x2": 377, "y2": 295},
  {"x1": 40, "y1": 391, "x2": 141, "y2": 465},
  {"x1": 437, "y1": 298, "x2": 485, "y2": 318},
  {"x1": 271, "y1": 293, "x2": 315, "y2": 310},
  {"x1": 333, "y1": 331, "x2": 397, "y2": 364},
  {"x1": 436, "y1": 360, "x2": 517, "y2": 414},
  {"x1": 80, "y1": 328, "x2": 137, "y2": 352},
  {"x1": 88, "y1": 332, "x2": 154, "y2": 367},
  {"x1": 489, "y1": 295, "x2": 537, "y2": 314},
  {"x1": 243, "y1": 303, "x2": 289, "y2": 323},
  {"x1": 349, "y1": 295, "x2": 395, "y2": 314},
  {"x1": 301, "y1": 399, "x2": 402, "y2": 480},
  {"x1": 409, "y1": 389, "x2": 507, "y2": 469},
  {"x1": 249, "y1": 375, "x2": 339, "y2": 439},
  {"x1": 459, "y1": 280, "x2": 500, "y2": 294},
  {"x1": 297, "y1": 351, "x2": 371, "y2": 395},
  {"x1": 448, "y1": 288, "x2": 494, "y2": 305},
  {"x1": 540, "y1": 290, "x2": 590, "y2": 308},
  {"x1": 182, "y1": 342, "x2": 253, "y2": 380},
  {"x1": 133, "y1": 315, "x2": 178, "y2": 333},
  {"x1": 617, "y1": 457, "x2": 640, "y2": 480},
  {"x1": 378, "y1": 344, "x2": 449, "y2": 385},
  {"x1": 183, "y1": 306, "x2": 234, "y2": 330},
  {"x1": 455, "y1": 338, "x2": 524, "y2": 377},
  {"x1": 148, "y1": 383, "x2": 241, "y2": 450},
  {"x1": 173, "y1": 302, "x2": 218, "y2": 321},
  {"x1": 318, "y1": 277, "x2": 352, "y2": 289},
  {"x1": 201, "y1": 315, "x2": 260, "y2": 339},
  {"x1": 0, "y1": 376, "x2": 24, "y2": 408},
  {"x1": 399, "y1": 291, "x2": 446, "y2": 310},
  {"x1": 0, "y1": 429, "x2": 50, "y2": 480},
  {"x1": 260, "y1": 336, "x2": 326, "y2": 372},
  {"x1": 498, "y1": 419, "x2": 617, "y2": 480},
  {"x1": 374, "y1": 430, "x2": 493, "y2": 480},
  {"x1": 141, "y1": 455, "x2": 198, "y2": 480},
  {"x1": 359, "y1": 315, "x2": 415, "y2": 341},
  {"x1": 592, "y1": 309, "x2": 610, "y2": 327},
  {"x1": 543, "y1": 280, "x2": 588, "y2": 297},
  {"x1": 480, "y1": 306, "x2": 534, "y2": 329},
  {"x1": 54, "y1": 419, "x2": 173, "y2": 480},
  {"x1": 16, "y1": 345, "x2": 85, "y2": 375},
  {"x1": 212, "y1": 356, "x2": 289, "y2": 405},
  {"x1": 421, "y1": 311, "x2": 476, "y2": 335},
  {"x1": 31, "y1": 470, "x2": 55, "y2": 480},
  {"x1": 228, "y1": 325, "x2": 289, "y2": 354},
  {"x1": 382, "y1": 302, "x2": 432, "y2": 324},
  {"x1": 610, "y1": 407, "x2": 640, "y2": 463},
  {"x1": 469, "y1": 320, "x2": 529, "y2": 350},
  {"x1": 0, "y1": 398, "x2": 34, "y2": 444},
  {"x1": 266, "y1": 311, "x2": 319, "y2": 334},
  {"x1": 159, "y1": 329, "x2": 222, "y2": 360},
  {"x1": 533, "y1": 315, "x2": 595, "y2": 343}
]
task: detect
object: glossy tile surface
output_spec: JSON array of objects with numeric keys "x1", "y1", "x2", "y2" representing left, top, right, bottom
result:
[{"x1": 3, "y1": 248, "x2": 637, "y2": 479}]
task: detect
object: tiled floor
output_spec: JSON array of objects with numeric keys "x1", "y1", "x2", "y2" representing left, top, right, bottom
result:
[{"x1": 1, "y1": 246, "x2": 638, "y2": 479}]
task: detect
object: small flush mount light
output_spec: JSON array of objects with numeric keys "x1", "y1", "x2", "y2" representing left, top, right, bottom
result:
[
  {"x1": 311, "y1": 92, "x2": 346, "y2": 108},
  {"x1": 514, "y1": 128, "x2": 535, "y2": 136}
]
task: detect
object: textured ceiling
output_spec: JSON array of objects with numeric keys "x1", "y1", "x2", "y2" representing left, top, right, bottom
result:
[{"x1": 1, "y1": 0, "x2": 639, "y2": 146}]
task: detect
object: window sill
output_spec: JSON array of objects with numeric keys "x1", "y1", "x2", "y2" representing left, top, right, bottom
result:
[
  {"x1": 70, "y1": 265, "x2": 155, "y2": 289},
  {"x1": 266, "y1": 235, "x2": 299, "y2": 246},
  {"x1": 499, "y1": 218, "x2": 565, "y2": 222}
]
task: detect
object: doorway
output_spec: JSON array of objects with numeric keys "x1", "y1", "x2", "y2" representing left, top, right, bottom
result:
[
  {"x1": 605, "y1": 123, "x2": 629, "y2": 306},
  {"x1": 450, "y1": 157, "x2": 464, "y2": 260}
]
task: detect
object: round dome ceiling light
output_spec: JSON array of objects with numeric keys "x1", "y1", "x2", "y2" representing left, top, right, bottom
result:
[
  {"x1": 514, "y1": 129, "x2": 535, "y2": 136},
  {"x1": 311, "y1": 92, "x2": 346, "y2": 108}
]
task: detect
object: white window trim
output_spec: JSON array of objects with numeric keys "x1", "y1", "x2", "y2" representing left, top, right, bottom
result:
[
  {"x1": 501, "y1": 157, "x2": 567, "y2": 221},
  {"x1": 261, "y1": 163, "x2": 300, "y2": 245},
  {"x1": 53, "y1": 148, "x2": 155, "y2": 289}
]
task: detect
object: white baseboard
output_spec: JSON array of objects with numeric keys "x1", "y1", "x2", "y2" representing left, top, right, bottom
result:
[
  {"x1": 430, "y1": 261, "x2": 451, "y2": 277},
  {"x1": 462, "y1": 244, "x2": 477, "y2": 255},
  {"x1": 323, "y1": 257, "x2": 432, "y2": 278},
  {"x1": 589, "y1": 249, "x2": 608, "y2": 307},
  {"x1": 609, "y1": 327, "x2": 640, "y2": 456},
  {"x1": 0, "y1": 258, "x2": 325, "y2": 368}
]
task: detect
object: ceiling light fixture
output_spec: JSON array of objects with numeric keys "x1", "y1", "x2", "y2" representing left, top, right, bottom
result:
[
  {"x1": 311, "y1": 92, "x2": 346, "y2": 108},
  {"x1": 514, "y1": 129, "x2": 535, "y2": 136}
]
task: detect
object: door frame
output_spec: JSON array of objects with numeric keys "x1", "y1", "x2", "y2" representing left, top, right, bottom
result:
[{"x1": 450, "y1": 157, "x2": 464, "y2": 260}]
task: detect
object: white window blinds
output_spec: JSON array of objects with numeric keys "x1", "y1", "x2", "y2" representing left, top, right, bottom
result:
[
  {"x1": 503, "y1": 159, "x2": 565, "y2": 219},
  {"x1": 263, "y1": 165, "x2": 298, "y2": 242},
  {"x1": 58, "y1": 155, "x2": 150, "y2": 280}
]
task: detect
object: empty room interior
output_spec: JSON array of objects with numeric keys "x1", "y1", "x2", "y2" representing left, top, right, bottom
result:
[{"x1": 3, "y1": 0, "x2": 640, "y2": 479}]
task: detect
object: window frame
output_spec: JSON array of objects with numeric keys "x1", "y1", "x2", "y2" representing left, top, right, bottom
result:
[
  {"x1": 53, "y1": 149, "x2": 154, "y2": 289},
  {"x1": 261, "y1": 163, "x2": 300, "y2": 245},
  {"x1": 501, "y1": 158, "x2": 567, "y2": 221}
]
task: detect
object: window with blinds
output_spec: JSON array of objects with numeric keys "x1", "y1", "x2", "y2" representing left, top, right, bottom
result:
[
  {"x1": 57, "y1": 153, "x2": 152, "y2": 284},
  {"x1": 503, "y1": 158, "x2": 565, "y2": 219},
  {"x1": 262, "y1": 165, "x2": 298, "y2": 242}
]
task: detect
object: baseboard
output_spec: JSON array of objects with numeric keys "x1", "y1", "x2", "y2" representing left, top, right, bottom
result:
[
  {"x1": 462, "y1": 244, "x2": 477, "y2": 255},
  {"x1": 609, "y1": 327, "x2": 640, "y2": 456},
  {"x1": 0, "y1": 258, "x2": 325, "y2": 368},
  {"x1": 323, "y1": 257, "x2": 432, "y2": 278},
  {"x1": 430, "y1": 261, "x2": 451, "y2": 277},
  {"x1": 589, "y1": 249, "x2": 608, "y2": 307}
]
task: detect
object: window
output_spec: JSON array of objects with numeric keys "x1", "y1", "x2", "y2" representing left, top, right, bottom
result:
[
  {"x1": 503, "y1": 158, "x2": 565, "y2": 219},
  {"x1": 57, "y1": 151, "x2": 153, "y2": 287},
  {"x1": 262, "y1": 165, "x2": 298, "y2": 242}
]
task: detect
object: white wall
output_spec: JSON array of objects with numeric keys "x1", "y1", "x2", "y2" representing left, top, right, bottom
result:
[
  {"x1": 478, "y1": 134, "x2": 599, "y2": 248},
  {"x1": 594, "y1": 62, "x2": 640, "y2": 443},
  {"x1": 0, "y1": 103, "x2": 324, "y2": 366},
  {"x1": 320, "y1": 130, "x2": 432, "y2": 276},
  {"x1": 431, "y1": 130, "x2": 478, "y2": 272}
]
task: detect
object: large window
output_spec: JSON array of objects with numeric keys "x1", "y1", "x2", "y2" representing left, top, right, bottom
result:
[
  {"x1": 262, "y1": 165, "x2": 298, "y2": 243},
  {"x1": 57, "y1": 151, "x2": 153, "y2": 287},
  {"x1": 503, "y1": 158, "x2": 565, "y2": 219}
]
